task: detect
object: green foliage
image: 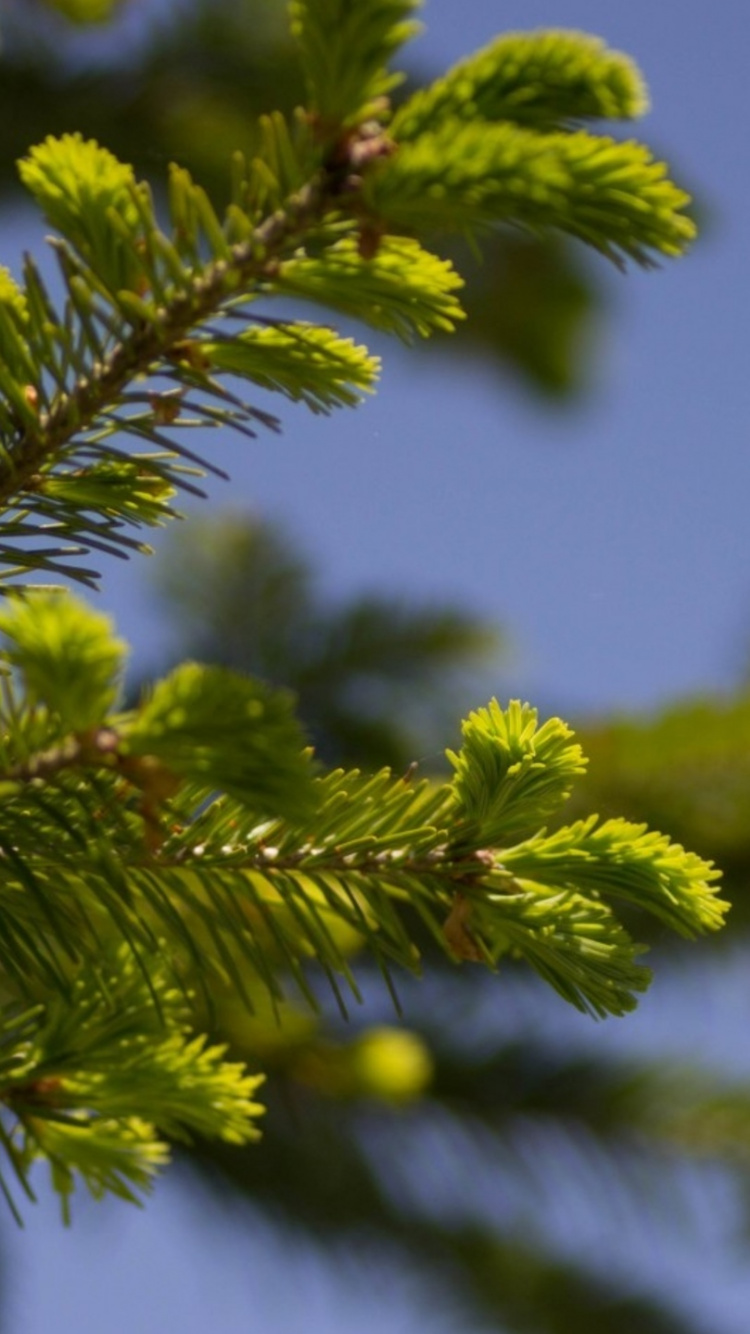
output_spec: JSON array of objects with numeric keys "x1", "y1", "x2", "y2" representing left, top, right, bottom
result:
[
  {"x1": 501, "y1": 817, "x2": 724, "y2": 938},
  {"x1": 448, "y1": 699, "x2": 587, "y2": 844},
  {"x1": 0, "y1": 591, "x2": 126, "y2": 730},
  {"x1": 289, "y1": 0, "x2": 422, "y2": 126},
  {"x1": 0, "y1": 14, "x2": 692, "y2": 585},
  {"x1": 39, "y1": 459, "x2": 177, "y2": 529},
  {"x1": 0, "y1": 0, "x2": 666, "y2": 401},
  {"x1": 392, "y1": 30, "x2": 649, "y2": 140},
  {"x1": 193, "y1": 1017, "x2": 718, "y2": 1334},
  {"x1": 19, "y1": 134, "x2": 143, "y2": 298},
  {"x1": 0, "y1": 945, "x2": 262, "y2": 1221},
  {"x1": 377, "y1": 25, "x2": 691, "y2": 266},
  {"x1": 275, "y1": 236, "x2": 466, "y2": 340},
  {"x1": 126, "y1": 662, "x2": 315, "y2": 817},
  {"x1": 366, "y1": 123, "x2": 693, "y2": 264},
  {"x1": 453, "y1": 233, "x2": 596, "y2": 395},
  {"x1": 576, "y1": 694, "x2": 750, "y2": 866},
  {"x1": 0, "y1": 589, "x2": 721, "y2": 1032},
  {"x1": 0, "y1": 0, "x2": 717, "y2": 1229},
  {"x1": 203, "y1": 322, "x2": 379, "y2": 412}
]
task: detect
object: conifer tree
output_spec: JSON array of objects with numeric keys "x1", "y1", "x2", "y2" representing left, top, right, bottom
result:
[{"x1": 0, "y1": 0, "x2": 727, "y2": 1224}]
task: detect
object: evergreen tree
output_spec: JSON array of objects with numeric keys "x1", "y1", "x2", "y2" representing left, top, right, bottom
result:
[{"x1": 0, "y1": 0, "x2": 726, "y2": 1248}]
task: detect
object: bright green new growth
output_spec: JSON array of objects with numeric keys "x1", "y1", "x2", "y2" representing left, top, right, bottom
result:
[
  {"x1": 0, "y1": 592, "x2": 126, "y2": 731},
  {"x1": 203, "y1": 323, "x2": 380, "y2": 412},
  {"x1": 447, "y1": 699, "x2": 587, "y2": 844},
  {"x1": 289, "y1": 0, "x2": 424, "y2": 125},
  {"x1": 365, "y1": 124, "x2": 693, "y2": 264},
  {"x1": 18, "y1": 136, "x2": 143, "y2": 299},
  {"x1": 276, "y1": 237, "x2": 466, "y2": 341},
  {"x1": 391, "y1": 30, "x2": 649, "y2": 139},
  {"x1": 501, "y1": 817, "x2": 725, "y2": 937},
  {"x1": 0, "y1": 946, "x2": 263, "y2": 1224},
  {"x1": 0, "y1": 0, "x2": 715, "y2": 1220},
  {"x1": 126, "y1": 662, "x2": 314, "y2": 817}
]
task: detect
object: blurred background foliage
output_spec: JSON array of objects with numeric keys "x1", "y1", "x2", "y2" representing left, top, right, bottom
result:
[
  {"x1": 145, "y1": 514, "x2": 503, "y2": 770},
  {"x1": 4, "y1": 2, "x2": 750, "y2": 1331}
]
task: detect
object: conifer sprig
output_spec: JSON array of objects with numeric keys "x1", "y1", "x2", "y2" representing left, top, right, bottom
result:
[
  {"x1": 0, "y1": 947, "x2": 263, "y2": 1221},
  {"x1": 289, "y1": 0, "x2": 423, "y2": 127},
  {"x1": 392, "y1": 30, "x2": 649, "y2": 139},
  {"x1": 0, "y1": 132, "x2": 464, "y2": 584},
  {"x1": 366, "y1": 122, "x2": 693, "y2": 264}
]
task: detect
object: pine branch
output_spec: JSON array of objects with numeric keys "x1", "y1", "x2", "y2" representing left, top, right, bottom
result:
[
  {"x1": 0, "y1": 11, "x2": 693, "y2": 587},
  {"x1": 0, "y1": 945, "x2": 263, "y2": 1221},
  {"x1": 0, "y1": 0, "x2": 717, "y2": 1222},
  {"x1": 4, "y1": 160, "x2": 328, "y2": 502},
  {"x1": 0, "y1": 591, "x2": 725, "y2": 1030},
  {"x1": 0, "y1": 128, "x2": 465, "y2": 582}
]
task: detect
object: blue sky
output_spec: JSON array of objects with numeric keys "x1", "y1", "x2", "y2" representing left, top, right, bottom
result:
[{"x1": 4, "y1": 1, "x2": 750, "y2": 1329}]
